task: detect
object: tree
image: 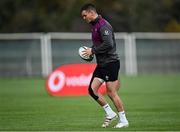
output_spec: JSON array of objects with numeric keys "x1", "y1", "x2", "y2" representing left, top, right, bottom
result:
[{"x1": 0, "y1": 0, "x2": 179, "y2": 32}]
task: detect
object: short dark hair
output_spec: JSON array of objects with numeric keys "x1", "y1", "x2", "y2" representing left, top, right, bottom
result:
[{"x1": 80, "y1": 3, "x2": 97, "y2": 13}]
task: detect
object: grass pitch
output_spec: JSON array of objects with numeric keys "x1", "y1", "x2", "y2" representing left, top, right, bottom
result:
[{"x1": 0, "y1": 75, "x2": 180, "y2": 131}]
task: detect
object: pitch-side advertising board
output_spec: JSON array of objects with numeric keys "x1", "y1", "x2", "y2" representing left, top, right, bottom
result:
[{"x1": 46, "y1": 63, "x2": 106, "y2": 96}]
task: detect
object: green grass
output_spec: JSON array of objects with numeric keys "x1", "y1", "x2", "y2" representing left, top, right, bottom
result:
[{"x1": 0, "y1": 75, "x2": 180, "y2": 131}]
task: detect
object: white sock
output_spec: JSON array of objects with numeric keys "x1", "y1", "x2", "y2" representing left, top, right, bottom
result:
[
  {"x1": 118, "y1": 111, "x2": 128, "y2": 123},
  {"x1": 103, "y1": 104, "x2": 116, "y2": 118}
]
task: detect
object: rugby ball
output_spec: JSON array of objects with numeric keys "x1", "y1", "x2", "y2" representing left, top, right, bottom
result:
[{"x1": 78, "y1": 46, "x2": 94, "y2": 62}]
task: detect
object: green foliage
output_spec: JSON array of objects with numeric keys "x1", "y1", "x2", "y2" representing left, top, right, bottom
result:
[
  {"x1": 165, "y1": 19, "x2": 180, "y2": 32},
  {"x1": 0, "y1": 0, "x2": 179, "y2": 32}
]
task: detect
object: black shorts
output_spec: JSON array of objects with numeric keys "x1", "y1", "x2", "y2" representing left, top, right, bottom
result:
[{"x1": 92, "y1": 60, "x2": 120, "y2": 82}]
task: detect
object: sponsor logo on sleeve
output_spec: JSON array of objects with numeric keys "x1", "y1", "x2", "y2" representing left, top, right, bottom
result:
[{"x1": 104, "y1": 30, "x2": 109, "y2": 36}]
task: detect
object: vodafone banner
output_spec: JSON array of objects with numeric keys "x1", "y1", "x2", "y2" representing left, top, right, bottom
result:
[{"x1": 46, "y1": 63, "x2": 106, "y2": 96}]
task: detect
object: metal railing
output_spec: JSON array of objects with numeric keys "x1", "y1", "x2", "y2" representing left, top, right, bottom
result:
[{"x1": 0, "y1": 32, "x2": 180, "y2": 77}]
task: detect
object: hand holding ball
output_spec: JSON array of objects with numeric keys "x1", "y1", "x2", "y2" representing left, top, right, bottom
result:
[{"x1": 78, "y1": 46, "x2": 94, "y2": 62}]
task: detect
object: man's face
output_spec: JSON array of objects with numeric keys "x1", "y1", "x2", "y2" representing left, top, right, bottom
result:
[{"x1": 81, "y1": 10, "x2": 94, "y2": 23}]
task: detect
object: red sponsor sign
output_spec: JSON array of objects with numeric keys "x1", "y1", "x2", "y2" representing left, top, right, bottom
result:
[{"x1": 46, "y1": 63, "x2": 106, "y2": 96}]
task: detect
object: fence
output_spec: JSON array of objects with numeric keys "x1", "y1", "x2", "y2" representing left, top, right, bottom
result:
[{"x1": 0, "y1": 33, "x2": 180, "y2": 77}]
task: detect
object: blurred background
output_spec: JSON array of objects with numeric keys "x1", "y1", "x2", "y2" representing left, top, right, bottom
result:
[
  {"x1": 0, "y1": 0, "x2": 180, "y2": 131},
  {"x1": 0, "y1": 0, "x2": 180, "y2": 77},
  {"x1": 0, "y1": 0, "x2": 180, "y2": 33}
]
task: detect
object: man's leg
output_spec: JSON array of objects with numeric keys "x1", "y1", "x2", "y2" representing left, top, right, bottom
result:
[
  {"x1": 89, "y1": 77, "x2": 117, "y2": 127},
  {"x1": 106, "y1": 80, "x2": 124, "y2": 111},
  {"x1": 106, "y1": 80, "x2": 129, "y2": 128},
  {"x1": 90, "y1": 77, "x2": 106, "y2": 106}
]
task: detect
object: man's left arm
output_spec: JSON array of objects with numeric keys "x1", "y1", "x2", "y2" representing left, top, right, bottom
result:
[{"x1": 92, "y1": 26, "x2": 114, "y2": 54}]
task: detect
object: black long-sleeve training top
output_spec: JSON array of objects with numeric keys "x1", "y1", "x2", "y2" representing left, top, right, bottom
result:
[{"x1": 90, "y1": 15, "x2": 119, "y2": 67}]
